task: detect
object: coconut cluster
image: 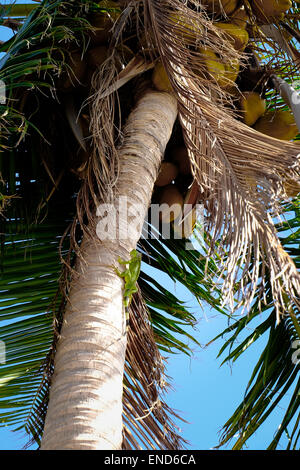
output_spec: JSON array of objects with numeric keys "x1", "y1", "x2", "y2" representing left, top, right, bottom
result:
[
  {"x1": 151, "y1": 0, "x2": 293, "y2": 95},
  {"x1": 239, "y1": 92, "x2": 298, "y2": 140},
  {"x1": 203, "y1": 0, "x2": 292, "y2": 22},
  {"x1": 151, "y1": 0, "x2": 298, "y2": 237},
  {"x1": 153, "y1": 144, "x2": 197, "y2": 238},
  {"x1": 151, "y1": 0, "x2": 297, "y2": 138},
  {"x1": 57, "y1": 0, "x2": 298, "y2": 239},
  {"x1": 57, "y1": 2, "x2": 127, "y2": 92}
]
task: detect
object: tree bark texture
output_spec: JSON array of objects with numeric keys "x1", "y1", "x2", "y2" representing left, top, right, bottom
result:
[{"x1": 40, "y1": 90, "x2": 177, "y2": 450}]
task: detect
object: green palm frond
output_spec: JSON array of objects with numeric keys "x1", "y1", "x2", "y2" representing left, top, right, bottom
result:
[
  {"x1": 0, "y1": 0, "x2": 226, "y2": 440},
  {"x1": 1, "y1": 0, "x2": 300, "y2": 451},
  {"x1": 0, "y1": 3, "x2": 37, "y2": 19},
  {"x1": 0, "y1": 214, "x2": 225, "y2": 446},
  {"x1": 0, "y1": 0, "x2": 96, "y2": 157},
  {"x1": 212, "y1": 199, "x2": 300, "y2": 450},
  {"x1": 0, "y1": 215, "x2": 67, "y2": 440},
  {"x1": 245, "y1": 0, "x2": 300, "y2": 83},
  {"x1": 139, "y1": 223, "x2": 224, "y2": 355}
]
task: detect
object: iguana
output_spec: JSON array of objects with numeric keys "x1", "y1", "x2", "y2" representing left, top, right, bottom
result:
[{"x1": 114, "y1": 249, "x2": 142, "y2": 334}]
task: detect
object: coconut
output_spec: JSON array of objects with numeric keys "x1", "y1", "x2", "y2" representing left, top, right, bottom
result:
[
  {"x1": 88, "y1": 5, "x2": 121, "y2": 46},
  {"x1": 251, "y1": 0, "x2": 292, "y2": 24},
  {"x1": 71, "y1": 148, "x2": 89, "y2": 179},
  {"x1": 152, "y1": 61, "x2": 173, "y2": 93},
  {"x1": 240, "y1": 91, "x2": 266, "y2": 126},
  {"x1": 253, "y1": 109, "x2": 299, "y2": 141},
  {"x1": 170, "y1": 146, "x2": 192, "y2": 176},
  {"x1": 202, "y1": 0, "x2": 239, "y2": 16},
  {"x1": 197, "y1": 48, "x2": 227, "y2": 87},
  {"x1": 196, "y1": 46, "x2": 240, "y2": 88},
  {"x1": 86, "y1": 44, "x2": 133, "y2": 85},
  {"x1": 169, "y1": 12, "x2": 203, "y2": 43},
  {"x1": 223, "y1": 59, "x2": 240, "y2": 88},
  {"x1": 58, "y1": 51, "x2": 87, "y2": 91},
  {"x1": 158, "y1": 184, "x2": 184, "y2": 223},
  {"x1": 215, "y1": 22, "x2": 249, "y2": 51},
  {"x1": 173, "y1": 208, "x2": 197, "y2": 239},
  {"x1": 155, "y1": 162, "x2": 179, "y2": 187},
  {"x1": 230, "y1": 6, "x2": 249, "y2": 29}
]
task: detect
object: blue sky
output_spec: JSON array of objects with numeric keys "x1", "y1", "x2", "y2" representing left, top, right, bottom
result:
[
  {"x1": 0, "y1": 0, "x2": 295, "y2": 451},
  {"x1": 145, "y1": 264, "x2": 292, "y2": 451}
]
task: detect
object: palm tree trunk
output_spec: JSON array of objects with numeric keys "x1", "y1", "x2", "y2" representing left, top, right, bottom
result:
[{"x1": 40, "y1": 90, "x2": 177, "y2": 450}]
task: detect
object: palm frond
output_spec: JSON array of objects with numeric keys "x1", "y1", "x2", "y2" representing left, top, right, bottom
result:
[
  {"x1": 139, "y1": 221, "x2": 224, "y2": 355},
  {"x1": 0, "y1": 0, "x2": 205, "y2": 449},
  {"x1": 271, "y1": 75, "x2": 300, "y2": 130},
  {"x1": 0, "y1": 0, "x2": 92, "y2": 162},
  {"x1": 123, "y1": 290, "x2": 188, "y2": 449},
  {"x1": 143, "y1": 0, "x2": 300, "y2": 323},
  {"x1": 0, "y1": 216, "x2": 67, "y2": 442},
  {"x1": 211, "y1": 199, "x2": 300, "y2": 450},
  {"x1": 1, "y1": 0, "x2": 300, "y2": 451}
]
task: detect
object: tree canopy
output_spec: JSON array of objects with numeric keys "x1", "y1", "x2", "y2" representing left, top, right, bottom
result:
[{"x1": 0, "y1": 0, "x2": 300, "y2": 450}]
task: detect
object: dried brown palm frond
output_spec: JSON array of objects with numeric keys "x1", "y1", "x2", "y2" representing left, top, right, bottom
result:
[
  {"x1": 242, "y1": 1, "x2": 299, "y2": 80},
  {"x1": 271, "y1": 74, "x2": 300, "y2": 130},
  {"x1": 258, "y1": 23, "x2": 300, "y2": 72},
  {"x1": 143, "y1": 0, "x2": 300, "y2": 321},
  {"x1": 24, "y1": 280, "x2": 185, "y2": 449},
  {"x1": 123, "y1": 289, "x2": 186, "y2": 449},
  {"x1": 69, "y1": 54, "x2": 122, "y2": 251},
  {"x1": 81, "y1": 0, "x2": 238, "y2": 239},
  {"x1": 1, "y1": 17, "x2": 21, "y2": 30},
  {"x1": 76, "y1": 0, "x2": 300, "y2": 320},
  {"x1": 280, "y1": 19, "x2": 300, "y2": 44}
]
